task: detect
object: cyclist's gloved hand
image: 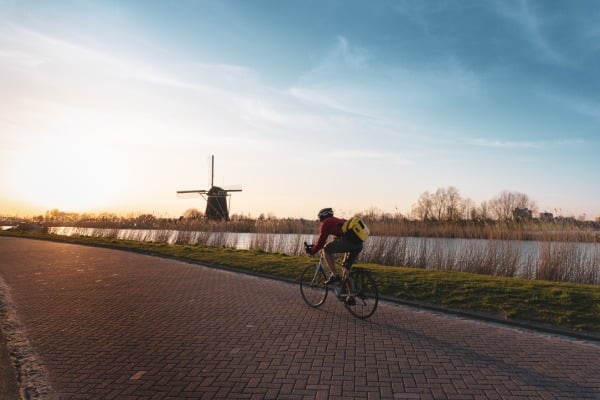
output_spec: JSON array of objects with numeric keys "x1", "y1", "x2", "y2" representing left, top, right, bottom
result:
[{"x1": 304, "y1": 243, "x2": 313, "y2": 254}]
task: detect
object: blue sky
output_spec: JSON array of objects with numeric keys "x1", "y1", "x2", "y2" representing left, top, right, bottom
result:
[{"x1": 1, "y1": 0, "x2": 599, "y2": 219}]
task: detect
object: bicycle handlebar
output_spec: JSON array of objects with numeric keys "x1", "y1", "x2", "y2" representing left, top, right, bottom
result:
[{"x1": 303, "y1": 241, "x2": 313, "y2": 254}]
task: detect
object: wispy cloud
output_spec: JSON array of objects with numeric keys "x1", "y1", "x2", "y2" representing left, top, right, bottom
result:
[
  {"x1": 492, "y1": 0, "x2": 567, "y2": 65},
  {"x1": 419, "y1": 55, "x2": 483, "y2": 99},
  {"x1": 331, "y1": 149, "x2": 412, "y2": 165},
  {"x1": 568, "y1": 100, "x2": 600, "y2": 121},
  {"x1": 468, "y1": 137, "x2": 585, "y2": 149},
  {"x1": 290, "y1": 33, "x2": 482, "y2": 123},
  {"x1": 287, "y1": 86, "x2": 369, "y2": 117},
  {"x1": 312, "y1": 35, "x2": 371, "y2": 75},
  {"x1": 583, "y1": 22, "x2": 600, "y2": 49},
  {"x1": 387, "y1": 1, "x2": 453, "y2": 35},
  {"x1": 0, "y1": 22, "x2": 292, "y2": 138},
  {"x1": 545, "y1": 92, "x2": 600, "y2": 123},
  {"x1": 288, "y1": 36, "x2": 373, "y2": 112}
]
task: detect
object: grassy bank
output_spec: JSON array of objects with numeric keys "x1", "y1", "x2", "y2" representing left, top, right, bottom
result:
[{"x1": 2, "y1": 231, "x2": 600, "y2": 336}]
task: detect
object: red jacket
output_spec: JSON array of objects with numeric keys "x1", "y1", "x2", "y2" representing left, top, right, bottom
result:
[{"x1": 310, "y1": 216, "x2": 346, "y2": 254}]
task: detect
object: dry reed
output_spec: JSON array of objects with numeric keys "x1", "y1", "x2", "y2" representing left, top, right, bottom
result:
[
  {"x1": 48, "y1": 226, "x2": 600, "y2": 285},
  {"x1": 536, "y1": 242, "x2": 600, "y2": 284}
]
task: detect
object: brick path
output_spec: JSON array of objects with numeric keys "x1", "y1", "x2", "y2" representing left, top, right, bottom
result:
[{"x1": 0, "y1": 236, "x2": 599, "y2": 399}]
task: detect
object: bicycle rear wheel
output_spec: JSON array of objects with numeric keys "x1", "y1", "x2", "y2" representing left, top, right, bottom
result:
[
  {"x1": 299, "y1": 264, "x2": 329, "y2": 307},
  {"x1": 345, "y1": 269, "x2": 378, "y2": 319}
]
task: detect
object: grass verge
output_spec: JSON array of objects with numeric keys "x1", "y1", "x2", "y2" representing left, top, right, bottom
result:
[{"x1": 2, "y1": 231, "x2": 600, "y2": 336}]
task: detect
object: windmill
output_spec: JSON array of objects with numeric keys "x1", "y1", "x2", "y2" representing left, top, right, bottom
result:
[{"x1": 177, "y1": 155, "x2": 242, "y2": 221}]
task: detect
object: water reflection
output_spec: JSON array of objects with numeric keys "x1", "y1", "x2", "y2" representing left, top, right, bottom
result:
[{"x1": 49, "y1": 227, "x2": 599, "y2": 284}]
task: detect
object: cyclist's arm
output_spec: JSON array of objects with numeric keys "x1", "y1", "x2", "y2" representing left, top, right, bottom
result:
[
  {"x1": 310, "y1": 232, "x2": 328, "y2": 254},
  {"x1": 310, "y1": 220, "x2": 332, "y2": 254}
]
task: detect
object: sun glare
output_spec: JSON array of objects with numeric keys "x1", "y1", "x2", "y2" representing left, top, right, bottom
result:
[{"x1": 7, "y1": 134, "x2": 125, "y2": 213}]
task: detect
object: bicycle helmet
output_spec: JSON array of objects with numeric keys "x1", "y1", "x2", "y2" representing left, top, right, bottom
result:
[{"x1": 317, "y1": 207, "x2": 334, "y2": 221}]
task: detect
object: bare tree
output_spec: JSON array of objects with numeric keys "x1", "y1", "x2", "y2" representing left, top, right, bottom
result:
[
  {"x1": 443, "y1": 186, "x2": 463, "y2": 221},
  {"x1": 183, "y1": 208, "x2": 204, "y2": 220},
  {"x1": 477, "y1": 200, "x2": 493, "y2": 221},
  {"x1": 411, "y1": 191, "x2": 434, "y2": 220},
  {"x1": 462, "y1": 198, "x2": 476, "y2": 220},
  {"x1": 360, "y1": 206, "x2": 384, "y2": 221},
  {"x1": 412, "y1": 187, "x2": 465, "y2": 221},
  {"x1": 430, "y1": 186, "x2": 463, "y2": 221},
  {"x1": 430, "y1": 189, "x2": 445, "y2": 220},
  {"x1": 489, "y1": 190, "x2": 536, "y2": 221}
]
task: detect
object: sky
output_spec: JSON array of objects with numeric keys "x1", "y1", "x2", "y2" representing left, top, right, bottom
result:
[{"x1": 1, "y1": 0, "x2": 599, "y2": 220}]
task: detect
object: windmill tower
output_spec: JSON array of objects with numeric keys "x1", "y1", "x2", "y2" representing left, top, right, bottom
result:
[{"x1": 177, "y1": 155, "x2": 242, "y2": 221}]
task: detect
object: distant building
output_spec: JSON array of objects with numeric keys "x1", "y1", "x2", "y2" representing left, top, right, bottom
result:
[
  {"x1": 513, "y1": 208, "x2": 533, "y2": 220},
  {"x1": 539, "y1": 212, "x2": 553, "y2": 220}
]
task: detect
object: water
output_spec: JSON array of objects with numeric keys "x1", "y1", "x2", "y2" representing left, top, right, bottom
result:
[
  {"x1": 48, "y1": 227, "x2": 600, "y2": 284},
  {"x1": 49, "y1": 227, "x2": 315, "y2": 250}
]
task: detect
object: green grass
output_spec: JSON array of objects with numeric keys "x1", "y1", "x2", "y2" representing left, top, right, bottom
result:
[{"x1": 3, "y1": 231, "x2": 600, "y2": 335}]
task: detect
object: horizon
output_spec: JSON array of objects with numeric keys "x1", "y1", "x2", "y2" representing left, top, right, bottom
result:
[
  {"x1": 2, "y1": 1, "x2": 600, "y2": 220},
  {"x1": 1, "y1": 191, "x2": 596, "y2": 222}
]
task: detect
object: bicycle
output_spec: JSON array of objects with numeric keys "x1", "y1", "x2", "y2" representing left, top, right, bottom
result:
[{"x1": 299, "y1": 242, "x2": 379, "y2": 319}]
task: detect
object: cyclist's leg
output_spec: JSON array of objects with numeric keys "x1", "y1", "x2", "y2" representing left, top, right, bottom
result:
[
  {"x1": 323, "y1": 251, "x2": 337, "y2": 277},
  {"x1": 323, "y1": 240, "x2": 346, "y2": 278},
  {"x1": 343, "y1": 248, "x2": 362, "y2": 269},
  {"x1": 324, "y1": 239, "x2": 362, "y2": 290},
  {"x1": 336, "y1": 240, "x2": 363, "y2": 300},
  {"x1": 342, "y1": 243, "x2": 363, "y2": 268},
  {"x1": 341, "y1": 252, "x2": 350, "y2": 267},
  {"x1": 321, "y1": 246, "x2": 354, "y2": 299}
]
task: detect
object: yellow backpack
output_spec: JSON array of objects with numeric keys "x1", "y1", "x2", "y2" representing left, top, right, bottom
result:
[{"x1": 341, "y1": 216, "x2": 370, "y2": 242}]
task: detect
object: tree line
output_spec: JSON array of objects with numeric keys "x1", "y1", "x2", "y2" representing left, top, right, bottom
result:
[
  {"x1": 3, "y1": 187, "x2": 599, "y2": 233},
  {"x1": 410, "y1": 187, "x2": 538, "y2": 222}
]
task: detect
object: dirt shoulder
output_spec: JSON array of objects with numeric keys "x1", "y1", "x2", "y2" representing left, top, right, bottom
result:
[{"x1": 0, "y1": 327, "x2": 19, "y2": 400}]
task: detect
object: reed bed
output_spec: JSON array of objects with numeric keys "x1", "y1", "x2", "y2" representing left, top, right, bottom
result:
[
  {"x1": 361, "y1": 238, "x2": 522, "y2": 277},
  {"x1": 61, "y1": 214, "x2": 600, "y2": 243},
  {"x1": 367, "y1": 219, "x2": 600, "y2": 242},
  {"x1": 248, "y1": 234, "x2": 599, "y2": 285},
  {"x1": 173, "y1": 230, "x2": 210, "y2": 245},
  {"x1": 535, "y1": 242, "x2": 600, "y2": 285},
  {"x1": 248, "y1": 233, "x2": 313, "y2": 256},
  {"x1": 47, "y1": 226, "x2": 599, "y2": 285}
]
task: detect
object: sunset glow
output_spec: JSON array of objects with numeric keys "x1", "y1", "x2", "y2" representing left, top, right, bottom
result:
[
  {"x1": 1, "y1": 1, "x2": 600, "y2": 219},
  {"x1": 6, "y1": 133, "x2": 126, "y2": 212}
]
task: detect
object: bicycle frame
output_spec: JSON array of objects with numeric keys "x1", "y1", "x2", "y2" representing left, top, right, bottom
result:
[
  {"x1": 300, "y1": 242, "x2": 379, "y2": 319},
  {"x1": 316, "y1": 251, "x2": 354, "y2": 298}
]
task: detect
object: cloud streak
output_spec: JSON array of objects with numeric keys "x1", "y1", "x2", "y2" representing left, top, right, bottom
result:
[
  {"x1": 467, "y1": 137, "x2": 586, "y2": 149},
  {"x1": 492, "y1": 0, "x2": 567, "y2": 66}
]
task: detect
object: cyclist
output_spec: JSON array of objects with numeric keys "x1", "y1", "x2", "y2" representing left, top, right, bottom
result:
[{"x1": 305, "y1": 208, "x2": 364, "y2": 304}]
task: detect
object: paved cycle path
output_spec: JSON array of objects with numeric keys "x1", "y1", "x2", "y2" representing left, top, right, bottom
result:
[{"x1": 0, "y1": 236, "x2": 599, "y2": 399}]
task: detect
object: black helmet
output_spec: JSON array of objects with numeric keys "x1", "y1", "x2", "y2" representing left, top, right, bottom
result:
[{"x1": 317, "y1": 207, "x2": 334, "y2": 221}]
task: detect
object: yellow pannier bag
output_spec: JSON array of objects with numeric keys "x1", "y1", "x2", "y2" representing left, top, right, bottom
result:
[{"x1": 341, "y1": 216, "x2": 370, "y2": 242}]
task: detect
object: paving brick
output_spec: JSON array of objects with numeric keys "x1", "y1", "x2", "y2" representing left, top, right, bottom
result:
[{"x1": 1, "y1": 237, "x2": 599, "y2": 399}]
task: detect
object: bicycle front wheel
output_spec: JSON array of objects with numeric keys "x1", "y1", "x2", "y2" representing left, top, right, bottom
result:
[
  {"x1": 345, "y1": 269, "x2": 379, "y2": 319},
  {"x1": 299, "y1": 264, "x2": 329, "y2": 307}
]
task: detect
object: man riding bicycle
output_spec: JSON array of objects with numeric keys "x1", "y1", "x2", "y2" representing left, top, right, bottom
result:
[{"x1": 305, "y1": 208, "x2": 364, "y2": 305}]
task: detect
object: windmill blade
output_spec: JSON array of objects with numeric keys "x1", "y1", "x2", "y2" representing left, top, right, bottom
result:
[
  {"x1": 208, "y1": 154, "x2": 214, "y2": 188},
  {"x1": 223, "y1": 184, "x2": 242, "y2": 192},
  {"x1": 176, "y1": 190, "x2": 209, "y2": 199},
  {"x1": 176, "y1": 189, "x2": 209, "y2": 194}
]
